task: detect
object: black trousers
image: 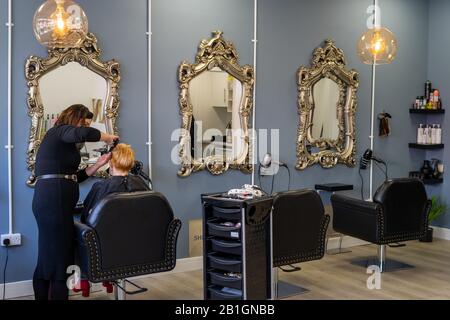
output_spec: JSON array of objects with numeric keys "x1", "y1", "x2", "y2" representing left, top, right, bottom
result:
[
  {"x1": 32, "y1": 179, "x2": 78, "y2": 301},
  {"x1": 33, "y1": 278, "x2": 69, "y2": 300}
]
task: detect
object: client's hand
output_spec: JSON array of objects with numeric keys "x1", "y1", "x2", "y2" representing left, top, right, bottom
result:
[
  {"x1": 96, "y1": 152, "x2": 112, "y2": 168},
  {"x1": 86, "y1": 152, "x2": 112, "y2": 177}
]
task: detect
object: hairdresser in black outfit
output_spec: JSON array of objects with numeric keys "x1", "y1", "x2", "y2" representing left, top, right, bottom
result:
[{"x1": 32, "y1": 104, "x2": 119, "y2": 300}]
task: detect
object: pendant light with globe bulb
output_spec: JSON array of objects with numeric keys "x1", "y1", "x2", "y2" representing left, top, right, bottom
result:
[{"x1": 33, "y1": 0, "x2": 88, "y2": 48}]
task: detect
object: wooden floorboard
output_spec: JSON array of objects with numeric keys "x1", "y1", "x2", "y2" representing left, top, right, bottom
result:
[{"x1": 17, "y1": 239, "x2": 450, "y2": 300}]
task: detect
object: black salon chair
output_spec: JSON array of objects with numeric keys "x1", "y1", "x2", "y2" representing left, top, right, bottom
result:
[
  {"x1": 331, "y1": 178, "x2": 430, "y2": 272},
  {"x1": 74, "y1": 191, "x2": 182, "y2": 299},
  {"x1": 272, "y1": 190, "x2": 330, "y2": 298}
]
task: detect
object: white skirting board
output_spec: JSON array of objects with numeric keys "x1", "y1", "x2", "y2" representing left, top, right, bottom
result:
[
  {"x1": 431, "y1": 226, "x2": 450, "y2": 241},
  {"x1": 3, "y1": 230, "x2": 450, "y2": 300}
]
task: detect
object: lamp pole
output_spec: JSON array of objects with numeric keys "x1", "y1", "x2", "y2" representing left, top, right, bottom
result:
[
  {"x1": 369, "y1": 58, "x2": 376, "y2": 201},
  {"x1": 368, "y1": 0, "x2": 378, "y2": 201}
]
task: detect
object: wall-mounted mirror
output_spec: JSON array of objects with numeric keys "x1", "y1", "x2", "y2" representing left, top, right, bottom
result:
[
  {"x1": 25, "y1": 33, "x2": 120, "y2": 186},
  {"x1": 178, "y1": 31, "x2": 254, "y2": 177},
  {"x1": 296, "y1": 40, "x2": 359, "y2": 170}
]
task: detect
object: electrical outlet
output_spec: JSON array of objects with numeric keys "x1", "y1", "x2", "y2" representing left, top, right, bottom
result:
[{"x1": 1, "y1": 233, "x2": 22, "y2": 247}]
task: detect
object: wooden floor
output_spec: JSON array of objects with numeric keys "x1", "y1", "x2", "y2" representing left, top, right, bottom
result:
[{"x1": 19, "y1": 239, "x2": 450, "y2": 300}]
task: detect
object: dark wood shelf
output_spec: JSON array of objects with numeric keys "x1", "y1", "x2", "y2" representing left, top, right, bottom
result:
[
  {"x1": 422, "y1": 178, "x2": 444, "y2": 185},
  {"x1": 315, "y1": 183, "x2": 354, "y2": 192},
  {"x1": 409, "y1": 109, "x2": 445, "y2": 114},
  {"x1": 409, "y1": 143, "x2": 444, "y2": 150}
]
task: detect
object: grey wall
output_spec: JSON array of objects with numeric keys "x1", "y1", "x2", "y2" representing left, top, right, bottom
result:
[
  {"x1": 0, "y1": 0, "x2": 9, "y2": 282},
  {"x1": 427, "y1": 0, "x2": 450, "y2": 228},
  {"x1": 0, "y1": 0, "x2": 434, "y2": 283},
  {"x1": 257, "y1": 0, "x2": 428, "y2": 196}
]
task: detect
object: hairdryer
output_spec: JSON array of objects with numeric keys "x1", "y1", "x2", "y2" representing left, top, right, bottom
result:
[
  {"x1": 360, "y1": 148, "x2": 386, "y2": 170},
  {"x1": 131, "y1": 160, "x2": 153, "y2": 190},
  {"x1": 259, "y1": 153, "x2": 291, "y2": 195},
  {"x1": 260, "y1": 153, "x2": 287, "y2": 168}
]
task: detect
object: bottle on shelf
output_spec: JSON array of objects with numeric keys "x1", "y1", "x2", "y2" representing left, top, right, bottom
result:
[
  {"x1": 422, "y1": 96, "x2": 427, "y2": 109},
  {"x1": 50, "y1": 114, "x2": 56, "y2": 128},
  {"x1": 425, "y1": 81, "x2": 432, "y2": 102},
  {"x1": 433, "y1": 90, "x2": 440, "y2": 110},
  {"x1": 423, "y1": 125, "x2": 429, "y2": 144},
  {"x1": 431, "y1": 124, "x2": 437, "y2": 145},
  {"x1": 46, "y1": 114, "x2": 50, "y2": 131},
  {"x1": 436, "y1": 125, "x2": 442, "y2": 144},
  {"x1": 417, "y1": 124, "x2": 424, "y2": 144},
  {"x1": 415, "y1": 96, "x2": 420, "y2": 109}
]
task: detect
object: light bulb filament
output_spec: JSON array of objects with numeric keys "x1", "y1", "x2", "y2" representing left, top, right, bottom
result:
[
  {"x1": 370, "y1": 31, "x2": 386, "y2": 55},
  {"x1": 51, "y1": 3, "x2": 70, "y2": 38}
]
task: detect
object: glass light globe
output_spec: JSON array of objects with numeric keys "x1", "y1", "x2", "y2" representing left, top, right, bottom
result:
[
  {"x1": 33, "y1": 0, "x2": 88, "y2": 48},
  {"x1": 357, "y1": 27, "x2": 397, "y2": 65}
]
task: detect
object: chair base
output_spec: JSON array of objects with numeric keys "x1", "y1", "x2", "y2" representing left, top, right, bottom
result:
[
  {"x1": 327, "y1": 248, "x2": 352, "y2": 255},
  {"x1": 277, "y1": 281, "x2": 309, "y2": 299},
  {"x1": 326, "y1": 234, "x2": 352, "y2": 255},
  {"x1": 351, "y1": 258, "x2": 414, "y2": 272}
]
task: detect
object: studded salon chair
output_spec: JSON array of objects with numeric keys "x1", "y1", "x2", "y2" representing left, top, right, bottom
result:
[
  {"x1": 272, "y1": 190, "x2": 330, "y2": 299},
  {"x1": 74, "y1": 191, "x2": 182, "y2": 299},
  {"x1": 331, "y1": 178, "x2": 430, "y2": 272}
]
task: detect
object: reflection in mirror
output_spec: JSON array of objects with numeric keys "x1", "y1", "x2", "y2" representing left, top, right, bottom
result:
[
  {"x1": 26, "y1": 33, "x2": 121, "y2": 186},
  {"x1": 189, "y1": 67, "x2": 243, "y2": 163},
  {"x1": 39, "y1": 62, "x2": 109, "y2": 168},
  {"x1": 312, "y1": 78, "x2": 340, "y2": 141}
]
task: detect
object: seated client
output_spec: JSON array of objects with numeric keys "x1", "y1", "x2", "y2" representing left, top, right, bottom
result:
[{"x1": 81, "y1": 143, "x2": 150, "y2": 222}]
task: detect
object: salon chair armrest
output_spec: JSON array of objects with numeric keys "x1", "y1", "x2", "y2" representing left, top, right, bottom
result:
[
  {"x1": 331, "y1": 194, "x2": 382, "y2": 244},
  {"x1": 74, "y1": 221, "x2": 95, "y2": 241},
  {"x1": 163, "y1": 219, "x2": 182, "y2": 268},
  {"x1": 74, "y1": 221, "x2": 98, "y2": 278}
]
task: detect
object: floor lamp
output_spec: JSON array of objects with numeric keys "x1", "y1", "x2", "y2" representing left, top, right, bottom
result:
[
  {"x1": 357, "y1": 0, "x2": 397, "y2": 200},
  {"x1": 354, "y1": 1, "x2": 407, "y2": 272}
]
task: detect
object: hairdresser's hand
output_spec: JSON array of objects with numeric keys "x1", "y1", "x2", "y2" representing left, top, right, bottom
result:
[{"x1": 101, "y1": 132, "x2": 119, "y2": 145}]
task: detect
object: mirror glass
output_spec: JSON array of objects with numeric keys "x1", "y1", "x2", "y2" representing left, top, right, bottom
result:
[
  {"x1": 189, "y1": 67, "x2": 243, "y2": 163},
  {"x1": 39, "y1": 62, "x2": 109, "y2": 168},
  {"x1": 311, "y1": 78, "x2": 340, "y2": 141}
]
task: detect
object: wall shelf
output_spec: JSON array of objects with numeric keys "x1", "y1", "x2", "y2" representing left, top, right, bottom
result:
[
  {"x1": 409, "y1": 109, "x2": 445, "y2": 114},
  {"x1": 409, "y1": 143, "x2": 444, "y2": 150},
  {"x1": 422, "y1": 178, "x2": 444, "y2": 185}
]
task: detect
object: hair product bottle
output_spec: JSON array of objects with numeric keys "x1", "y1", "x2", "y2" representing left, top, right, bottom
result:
[
  {"x1": 418, "y1": 124, "x2": 424, "y2": 144},
  {"x1": 431, "y1": 124, "x2": 437, "y2": 145},
  {"x1": 436, "y1": 125, "x2": 442, "y2": 144}
]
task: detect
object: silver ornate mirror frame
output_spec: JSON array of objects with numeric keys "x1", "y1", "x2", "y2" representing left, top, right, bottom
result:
[
  {"x1": 296, "y1": 40, "x2": 359, "y2": 170},
  {"x1": 177, "y1": 31, "x2": 254, "y2": 177},
  {"x1": 25, "y1": 33, "x2": 121, "y2": 186}
]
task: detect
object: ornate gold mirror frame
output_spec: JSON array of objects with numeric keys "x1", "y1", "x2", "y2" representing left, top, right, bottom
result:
[
  {"x1": 25, "y1": 33, "x2": 121, "y2": 186},
  {"x1": 296, "y1": 40, "x2": 359, "y2": 170},
  {"x1": 177, "y1": 31, "x2": 254, "y2": 177}
]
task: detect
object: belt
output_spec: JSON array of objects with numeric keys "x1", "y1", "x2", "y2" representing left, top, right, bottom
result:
[{"x1": 36, "y1": 174, "x2": 78, "y2": 183}]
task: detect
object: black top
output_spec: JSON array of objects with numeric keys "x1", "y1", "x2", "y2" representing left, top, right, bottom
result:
[
  {"x1": 35, "y1": 124, "x2": 101, "y2": 182},
  {"x1": 32, "y1": 124, "x2": 101, "y2": 283},
  {"x1": 82, "y1": 175, "x2": 150, "y2": 221}
]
